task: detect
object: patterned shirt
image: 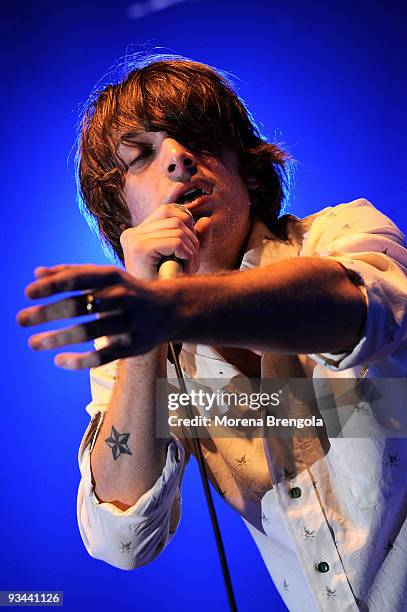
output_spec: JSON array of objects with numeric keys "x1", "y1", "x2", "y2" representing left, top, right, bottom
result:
[{"x1": 77, "y1": 199, "x2": 407, "y2": 611}]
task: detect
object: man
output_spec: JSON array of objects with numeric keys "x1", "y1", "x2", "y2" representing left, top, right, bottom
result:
[{"x1": 17, "y1": 55, "x2": 407, "y2": 611}]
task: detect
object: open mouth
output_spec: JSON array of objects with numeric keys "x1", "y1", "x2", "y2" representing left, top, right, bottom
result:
[{"x1": 177, "y1": 187, "x2": 211, "y2": 205}]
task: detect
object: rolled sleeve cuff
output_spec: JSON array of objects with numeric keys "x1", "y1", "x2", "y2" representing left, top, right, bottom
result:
[
  {"x1": 77, "y1": 432, "x2": 185, "y2": 569},
  {"x1": 307, "y1": 254, "x2": 404, "y2": 371}
]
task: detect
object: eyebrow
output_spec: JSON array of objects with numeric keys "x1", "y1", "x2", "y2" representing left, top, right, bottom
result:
[{"x1": 119, "y1": 131, "x2": 146, "y2": 143}]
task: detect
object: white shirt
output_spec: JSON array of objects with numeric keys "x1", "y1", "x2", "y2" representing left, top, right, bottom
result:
[{"x1": 77, "y1": 199, "x2": 407, "y2": 611}]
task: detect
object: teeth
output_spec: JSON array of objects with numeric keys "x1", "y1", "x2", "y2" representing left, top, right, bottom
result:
[
  {"x1": 185, "y1": 188, "x2": 207, "y2": 197},
  {"x1": 178, "y1": 187, "x2": 209, "y2": 204}
]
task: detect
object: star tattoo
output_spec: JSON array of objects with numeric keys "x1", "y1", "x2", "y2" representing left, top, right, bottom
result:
[{"x1": 105, "y1": 426, "x2": 133, "y2": 460}]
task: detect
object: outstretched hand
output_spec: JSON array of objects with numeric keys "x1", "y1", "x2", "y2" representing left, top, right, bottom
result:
[{"x1": 16, "y1": 264, "x2": 177, "y2": 370}]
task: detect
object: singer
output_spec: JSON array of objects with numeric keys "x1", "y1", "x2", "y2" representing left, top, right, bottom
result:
[{"x1": 17, "y1": 54, "x2": 407, "y2": 611}]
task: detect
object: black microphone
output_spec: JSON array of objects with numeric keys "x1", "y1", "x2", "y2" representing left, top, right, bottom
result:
[{"x1": 157, "y1": 204, "x2": 195, "y2": 280}]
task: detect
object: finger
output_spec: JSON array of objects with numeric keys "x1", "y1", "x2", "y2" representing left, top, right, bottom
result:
[
  {"x1": 25, "y1": 265, "x2": 124, "y2": 299},
  {"x1": 17, "y1": 285, "x2": 128, "y2": 327},
  {"x1": 138, "y1": 204, "x2": 195, "y2": 229},
  {"x1": 138, "y1": 228, "x2": 199, "y2": 253},
  {"x1": 18, "y1": 294, "x2": 92, "y2": 326},
  {"x1": 54, "y1": 336, "x2": 134, "y2": 370},
  {"x1": 34, "y1": 265, "x2": 72, "y2": 278},
  {"x1": 145, "y1": 238, "x2": 196, "y2": 269},
  {"x1": 136, "y1": 219, "x2": 199, "y2": 249},
  {"x1": 195, "y1": 216, "x2": 213, "y2": 250},
  {"x1": 29, "y1": 314, "x2": 131, "y2": 350}
]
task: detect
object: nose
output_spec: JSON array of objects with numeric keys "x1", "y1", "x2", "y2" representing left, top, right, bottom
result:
[{"x1": 161, "y1": 138, "x2": 197, "y2": 182}]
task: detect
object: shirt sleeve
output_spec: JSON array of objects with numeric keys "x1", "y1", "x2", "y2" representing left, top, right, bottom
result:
[
  {"x1": 77, "y1": 350, "x2": 186, "y2": 570},
  {"x1": 301, "y1": 199, "x2": 407, "y2": 371}
]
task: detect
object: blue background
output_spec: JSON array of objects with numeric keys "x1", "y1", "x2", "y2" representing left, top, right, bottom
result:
[{"x1": 4, "y1": 0, "x2": 406, "y2": 610}]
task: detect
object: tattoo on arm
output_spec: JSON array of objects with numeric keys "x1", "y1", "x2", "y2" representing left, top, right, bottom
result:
[{"x1": 105, "y1": 426, "x2": 133, "y2": 460}]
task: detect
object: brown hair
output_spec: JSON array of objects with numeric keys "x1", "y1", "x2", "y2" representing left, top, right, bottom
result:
[{"x1": 76, "y1": 53, "x2": 292, "y2": 261}]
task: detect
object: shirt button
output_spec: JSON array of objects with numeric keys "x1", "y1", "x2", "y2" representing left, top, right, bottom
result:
[
  {"x1": 317, "y1": 561, "x2": 330, "y2": 573},
  {"x1": 289, "y1": 487, "x2": 302, "y2": 499}
]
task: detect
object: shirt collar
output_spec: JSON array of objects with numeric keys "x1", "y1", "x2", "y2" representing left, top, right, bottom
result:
[{"x1": 240, "y1": 214, "x2": 314, "y2": 271}]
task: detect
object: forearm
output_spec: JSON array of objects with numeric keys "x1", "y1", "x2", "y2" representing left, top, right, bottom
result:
[
  {"x1": 169, "y1": 257, "x2": 367, "y2": 354},
  {"x1": 90, "y1": 344, "x2": 170, "y2": 509}
]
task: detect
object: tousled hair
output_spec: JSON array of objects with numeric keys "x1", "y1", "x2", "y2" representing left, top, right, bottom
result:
[{"x1": 76, "y1": 53, "x2": 292, "y2": 262}]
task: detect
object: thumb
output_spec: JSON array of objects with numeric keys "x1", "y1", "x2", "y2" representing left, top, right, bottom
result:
[{"x1": 194, "y1": 216, "x2": 213, "y2": 250}]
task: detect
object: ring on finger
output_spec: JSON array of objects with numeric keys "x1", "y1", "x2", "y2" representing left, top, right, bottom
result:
[{"x1": 82, "y1": 292, "x2": 101, "y2": 315}]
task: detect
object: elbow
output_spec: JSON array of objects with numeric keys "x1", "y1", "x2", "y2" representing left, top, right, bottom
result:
[
  {"x1": 319, "y1": 260, "x2": 368, "y2": 353},
  {"x1": 77, "y1": 491, "x2": 180, "y2": 571},
  {"x1": 337, "y1": 274, "x2": 368, "y2": 352},
  {"x1": 85, "y1": 525, "x2": 171, "y2": 571},
  {"x1": 77, "y1": 437, "x2": 184, "y2": 571}
]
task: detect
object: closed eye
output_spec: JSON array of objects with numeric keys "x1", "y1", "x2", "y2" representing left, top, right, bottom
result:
[{"x1": 129, "y1": 145, "x2": 154, "y2": 167}]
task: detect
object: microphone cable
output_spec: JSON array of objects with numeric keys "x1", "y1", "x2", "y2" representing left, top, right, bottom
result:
[
  {"x1": 158, "y1": 203, "x2": 238, "y2": 612},
  {"x1": 168, "y1": 342, "x2": 238, "y2": 612}
]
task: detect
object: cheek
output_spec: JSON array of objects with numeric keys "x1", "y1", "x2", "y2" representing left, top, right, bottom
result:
[
  {"x1": 123, "y1": 180, "x2": 154, "y2": 226},
  {"x1": 220, "y1": 174, "x2": 251, "y2": 215},
  {"x1": 213, "y1": 158, "x2": 250, "y2": 203}
]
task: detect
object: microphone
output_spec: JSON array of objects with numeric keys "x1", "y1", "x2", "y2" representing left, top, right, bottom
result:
[{"x1": 157, "y1": 204, "x2": 195, "y2": 280}]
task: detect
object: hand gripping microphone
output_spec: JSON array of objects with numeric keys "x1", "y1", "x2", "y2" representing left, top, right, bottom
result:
[
  {"x1": 157, "y1": 203, "x2": 195, "y2": 280},
  {"x1": 157, "y1": 203, "x2": 238, "y2": 612}
]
